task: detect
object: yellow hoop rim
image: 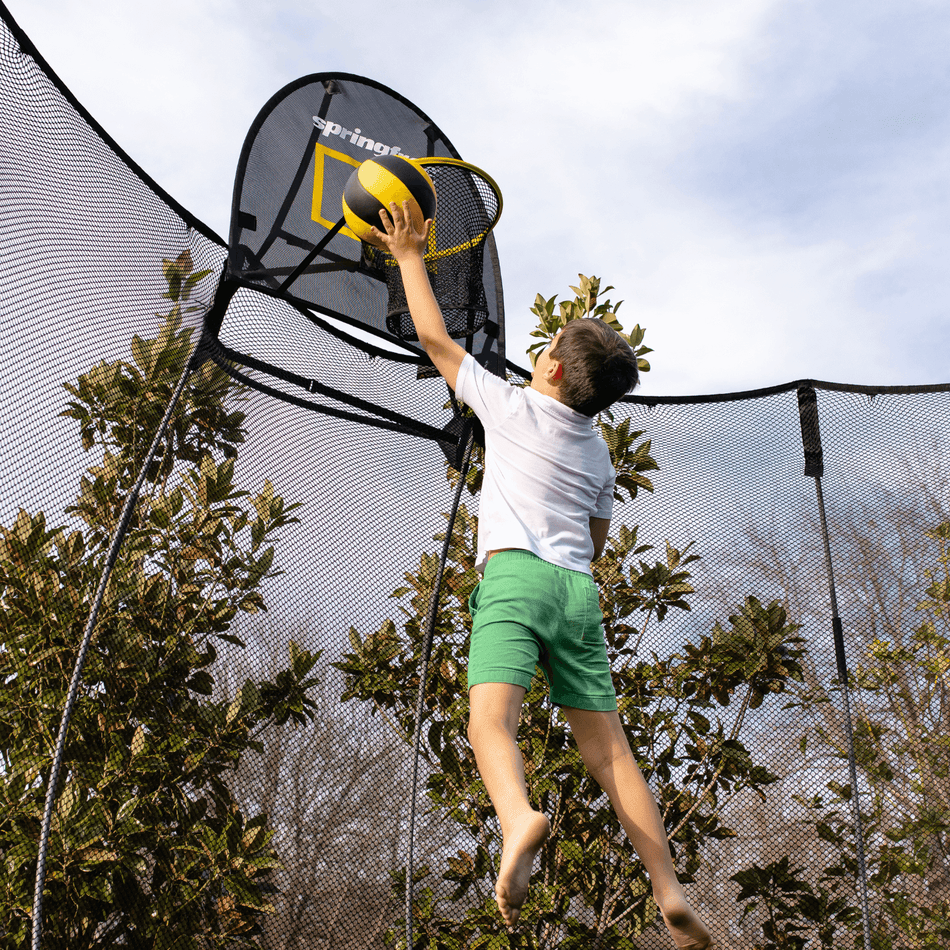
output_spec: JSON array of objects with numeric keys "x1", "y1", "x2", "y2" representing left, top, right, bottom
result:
[{"x1": 374, "y1": 157, "x2": 502, "y2": 265}]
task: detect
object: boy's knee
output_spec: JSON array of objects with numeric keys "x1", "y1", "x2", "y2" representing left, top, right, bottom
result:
[
  {"x1": 467, "y1": 713, "x2": 487, "y2": 746},
  {"x1": 466, "y1": 709, "x2": 505, "y2": 747},
  {"x1": 581, "y1": 741, "x2": 630, "y2": 782}
]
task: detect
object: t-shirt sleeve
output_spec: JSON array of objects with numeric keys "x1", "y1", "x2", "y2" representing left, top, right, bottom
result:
[
  {"x1": 454, "y1": 352, "x2": 517, "y2": 429},
  {"x1": 593, "y1": 462, "x2": 615, "y2": 519}
]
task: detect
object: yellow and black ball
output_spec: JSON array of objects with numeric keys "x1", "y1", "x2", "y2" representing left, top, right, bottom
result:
[{"x1": 342, "y1": 154, "x2": 436, "y2": 247}]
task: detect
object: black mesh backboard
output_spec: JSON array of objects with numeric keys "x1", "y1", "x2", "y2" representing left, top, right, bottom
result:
[{"x1": 224, "y1": 73, "x2": 505, "y2": 373}]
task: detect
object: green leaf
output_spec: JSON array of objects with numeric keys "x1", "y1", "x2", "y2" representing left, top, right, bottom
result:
[{"x1": 131, "y1": 725, "x2": 146, "y2": 757}]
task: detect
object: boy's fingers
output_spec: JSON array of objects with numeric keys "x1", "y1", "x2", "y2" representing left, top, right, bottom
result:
[
  {"x1": 381, "y1": 200, "x2": 428, "y2": 241},
  {"x1": 404, "y1": 200, "x2": 426, "y2": 233},
  {"x1": 388, "y1": 200, "x2": 422, "y2": 233}
]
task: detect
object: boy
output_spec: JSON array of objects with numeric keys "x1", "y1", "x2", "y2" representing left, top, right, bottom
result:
[{"x1": 373, "y1": 203, "x2": 712, "y2": 949}]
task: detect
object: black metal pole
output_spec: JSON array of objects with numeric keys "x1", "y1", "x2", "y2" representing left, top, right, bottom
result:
[
  {"x1": 797, "y1": 384, "x2": 874, "y2": 950},
  {"x1": 31, "y1": 347, "x2": 200, "y2": 950},
  {"x1": 405, "y1": 431, "x2": 475, "y2": 950},
  {"x1": 813, "y1": 477, "x2": 874, "y2": 950}
]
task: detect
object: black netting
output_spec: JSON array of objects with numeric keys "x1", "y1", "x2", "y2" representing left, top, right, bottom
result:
[{"x1": 2, "y1": 4, "x2": 949, "y2": 949}]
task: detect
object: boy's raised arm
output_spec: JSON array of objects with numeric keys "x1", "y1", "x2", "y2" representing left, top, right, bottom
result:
[{"x1": 372, "y1": 201, "x2": 467, "y2": 391}]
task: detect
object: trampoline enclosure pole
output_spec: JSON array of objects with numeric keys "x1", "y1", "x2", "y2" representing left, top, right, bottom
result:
[
  {"x1": 813, "y1": 477, "x2": 874, "y2": 950},
  {"x1": 405, "y1": 431, "x2": 475, "y2": 950},
  {"x1": 797, "y1": 384, "x2": 874, "y2": 950},
  {"x1": 31, "y1": 349, "x2": 200, "y2": 950}
]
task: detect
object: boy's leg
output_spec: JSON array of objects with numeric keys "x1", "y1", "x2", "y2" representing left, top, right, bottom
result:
[
  {"x1": 562, "y1": 706, "x2": 712, "y2": 950},
  {"x1": 468, "y1": 682, "x2": 550, "y2": 927}
]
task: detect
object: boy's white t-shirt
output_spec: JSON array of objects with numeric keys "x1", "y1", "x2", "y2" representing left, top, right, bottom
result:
[{"x1": 455, "y1": 353, "x2": 615, "y2": 576}]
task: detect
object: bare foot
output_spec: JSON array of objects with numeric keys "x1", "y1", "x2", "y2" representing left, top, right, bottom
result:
[
  {"x1": 495, "y1": 810, "x2": 550, "y2": 926},
  {"x1": 658, "y1": 894, "x2": 712, "y2": 949}
]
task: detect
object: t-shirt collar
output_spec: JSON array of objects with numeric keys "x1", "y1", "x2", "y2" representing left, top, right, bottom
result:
[{"x1": 524, "y1": 384, "x2": 592, "y2": 426}]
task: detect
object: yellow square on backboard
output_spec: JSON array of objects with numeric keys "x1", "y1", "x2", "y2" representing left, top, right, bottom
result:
[{"x1": 312, "y1": 142, "x2": 362, "y2": 241}]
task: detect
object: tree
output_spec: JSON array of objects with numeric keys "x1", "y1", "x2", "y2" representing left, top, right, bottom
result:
[
  {"x1": 0, "y1": 251, "x2": 320, "y2": 949},
  {"x1": 223, "y1": 634, "x2": 447, "y2": 950},
  {"x1": 785, "y1": 518, "x2": 950, "y2": 949},
  {"x1": 333, "y1": 277, "x2": 806, "y2": 948},
  {"x1": 722, "y1": 477, "x2": 950, "y2": 948}
]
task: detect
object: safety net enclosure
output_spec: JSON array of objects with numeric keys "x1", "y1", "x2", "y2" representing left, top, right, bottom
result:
[{"x1": 0, "y1": 3, "x2": 948, "y2": 949}]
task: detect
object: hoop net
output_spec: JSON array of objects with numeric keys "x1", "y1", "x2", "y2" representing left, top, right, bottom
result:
[{"x1": 363, "y1": 159, "x2": 503, "y2": 341}]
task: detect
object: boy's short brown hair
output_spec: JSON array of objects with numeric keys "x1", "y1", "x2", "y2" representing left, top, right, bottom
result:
[{"x1": 550, "y1": 319, "x2": 640, "y2": 417}]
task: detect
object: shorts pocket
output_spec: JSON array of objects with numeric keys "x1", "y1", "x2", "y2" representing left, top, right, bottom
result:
[
  {"x1": 583, "y1": 581, "x2": 601, "y2": 641},
  {"x1": 566, "y1": 577, "x2": 600, "y2": 641},
  {"x1": 468, "y1": 581, "x2": 481, "y2": 618}
]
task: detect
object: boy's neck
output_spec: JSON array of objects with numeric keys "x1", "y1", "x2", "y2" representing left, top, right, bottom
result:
[
  {"x1": 529, "y1": 346, "x2": 566, "y2": 403},
  {"x1": 529, "y1": 375, "x2": 565, "y2": 403}
]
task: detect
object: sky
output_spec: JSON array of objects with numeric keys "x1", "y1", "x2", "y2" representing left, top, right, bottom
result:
[{"x1": 8, "y1": 0, "x2": 950, "y2": 395}]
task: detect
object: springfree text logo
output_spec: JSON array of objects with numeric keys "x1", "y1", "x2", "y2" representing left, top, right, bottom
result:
[{"x1": 312, "y1": 116, "x2": 404, "y2": 157}]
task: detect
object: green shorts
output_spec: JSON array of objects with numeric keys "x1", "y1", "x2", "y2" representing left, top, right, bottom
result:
[{"x1": 467, "y1": 550, "x2": 617, "y2": 711}]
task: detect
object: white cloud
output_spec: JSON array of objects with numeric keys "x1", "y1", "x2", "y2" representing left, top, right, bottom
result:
[{"x1": 8, "y1": 0, "x2": 950, "y2": 394}]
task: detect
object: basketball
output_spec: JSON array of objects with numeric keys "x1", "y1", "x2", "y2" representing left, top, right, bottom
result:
[{"x1": 342, "y1": 154, "x2": 436, "y2": 247}]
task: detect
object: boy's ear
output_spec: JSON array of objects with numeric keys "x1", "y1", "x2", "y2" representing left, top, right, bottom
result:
[{"x1": 552, "y1": 363, "x2": 564, "y2": 381}]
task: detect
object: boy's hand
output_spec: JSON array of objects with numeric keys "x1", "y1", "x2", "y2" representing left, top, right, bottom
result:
[{"x1": 371, "y1": 200, "x2": 432, "y2": 263}]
